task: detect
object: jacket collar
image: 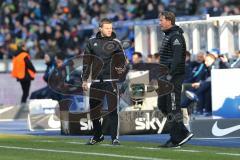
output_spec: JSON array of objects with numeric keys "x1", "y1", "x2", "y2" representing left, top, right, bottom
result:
[
  {"x1": 163, "y1": 25, "x2": 184, "y2": 35},
  {"x1": 95, "y1": 31, "x2": 117, "y2": 40}
]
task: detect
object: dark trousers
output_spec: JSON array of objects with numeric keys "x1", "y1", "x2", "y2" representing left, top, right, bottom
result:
[
  {"x1": 158, "y1": 75, "x2": 189, "y2": 144},
  {"x1": 30, "y1": 85, "x2": 63, "y2": 101},
  {"x1": 89, "y1": 82, "x2": 119, "y2": 140},
  {"x1": 180, "y1": 83, "x2": 192, "y2": 108},
  {"x1": 195, "y1": 81, "x2": 211, "y2": 113},
  {"x1": 20, "y1": 80, "x2": 31, "y2": 103},
  {"x1": 181, "y1": 81, "x2": 212, "y2": 113}
]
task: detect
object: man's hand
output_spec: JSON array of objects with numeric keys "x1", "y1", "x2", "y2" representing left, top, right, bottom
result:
[
  {"x1": 192, "y1": 82, "x2": 200, "y2": 89},
  {"x1": 219, "y1": 55, "x2": 228, "y2": 63},
  {"x1": 82, "y1": 81, "x2": 88, "y2": 91}
]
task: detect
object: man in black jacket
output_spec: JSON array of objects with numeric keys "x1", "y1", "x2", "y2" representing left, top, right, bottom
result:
[
  {"x1": 158, "y1": 11, "x2": 193, "y2": 148},
  {"x1": 82, "y1": 18, "x2": 127, "y2": 145}
]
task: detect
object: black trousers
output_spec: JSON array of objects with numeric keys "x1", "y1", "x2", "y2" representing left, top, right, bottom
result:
[
  {"x1": 195, "y1": 81, "x2": 211, "y2": 113},
  {"x1": 158, "y1": 75, "x2": 189, "y2": 144},
  {"x1": 20, "y1": 80, "x2": 31, "y2": 103},
  {"x1": 89, "y1": 82, "x2": 119, "y2": 140}
]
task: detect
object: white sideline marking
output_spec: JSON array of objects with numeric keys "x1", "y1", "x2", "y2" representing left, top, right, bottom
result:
[
  {"x1": 67, "y1": 141, "x2": 122, "y2": 147},
  {"x1": 67, "y1": 142, "x2": 86, "y2": 145},
  {"x1": 100, "y1": 144, "x2": 123, "y2": 147},
  {"x1": 137, "y1": 147, "x2": 160, "y2": 150},
  {"x1": 137, "y1": 147, "x2": 202, "y2": 153},
  {"x1": 33, "y1": 140, "x2": 57, "y2": 143},
  {"x1": 100, "y1": 144, "x2": 115, "y2": 147},
  {"x1": 216, "y1": 153, "x2": 240, "y2": 156},
  {"x1": 0, "y1": 145, "x2": 169, "y2": 160},
  {"x1": 0, "y1": 106, "x2": 14, "y2": 114},
  {"x1": 0, "y1": 119, "x2": 15, "y2": 122},
  {"x1": 29, "y1": 140, "x2": 240, "y2": 157},
  {"x1": 33, "y1": 140, "x2": 117, "y2": 146},
  {"x1": 175, "y1": 149, "x2": 202, "y2": 153}
]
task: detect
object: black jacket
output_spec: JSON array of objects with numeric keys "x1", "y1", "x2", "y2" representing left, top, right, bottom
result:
[
  {"x1": 82, "y1": 32, "x2": 127, "y2": 81},
  {"x1": 159, "y1": 25, "x2": 186, "y2": 76}
]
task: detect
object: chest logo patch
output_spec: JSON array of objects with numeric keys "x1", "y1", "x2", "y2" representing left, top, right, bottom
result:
[{"x1": 173, "y1": 39, "x2": 181, "y2": 45}]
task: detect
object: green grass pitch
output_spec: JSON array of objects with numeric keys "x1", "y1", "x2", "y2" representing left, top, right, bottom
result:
[{"x1": 0, "y1": 134, "x2": 239, "y2": 160}]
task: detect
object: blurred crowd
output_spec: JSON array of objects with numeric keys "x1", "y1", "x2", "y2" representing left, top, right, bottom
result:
[
  {"x1": 0, "y1": 0, "x2": 240, "y2": 60},
  {"x1": 130, "y1": 49, "x2": 240, "y2": 117}
]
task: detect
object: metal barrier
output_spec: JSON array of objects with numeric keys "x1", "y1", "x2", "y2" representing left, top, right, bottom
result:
[
  {"x1": 74, "y1": 14, "x2": 240, "y2": 58},
  {"x1": 134, "y1": 14, "x2": 240, "y2": 58}
]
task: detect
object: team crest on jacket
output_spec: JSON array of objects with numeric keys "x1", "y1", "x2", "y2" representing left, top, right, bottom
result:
[{"x1": 103, "y1": 41, "x2": 118, "y2": 53}]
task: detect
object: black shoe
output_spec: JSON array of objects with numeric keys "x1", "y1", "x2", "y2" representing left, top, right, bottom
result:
[
  {"x1": 159, "y1": 139, "x2": 181, "y2": 148},
  {"x1": 86, "y1": 135, "x2": 104, "y2": 145},
  {"x1": 112, "y1": 139, "x2": 120, "y2": 145},
  {"x1": 178, "y1": 132, "x2": 194, "y2": 146}
]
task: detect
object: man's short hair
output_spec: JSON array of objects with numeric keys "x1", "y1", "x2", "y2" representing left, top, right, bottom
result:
[
  {"x1": 99, "y1": 18, "x2": 112, "y2": 27},
  {"x1": 147, "y1": 54, "x2": 153, "y2": 58},
  {"x1": 206, "y1": 53, "x2": 216, "y2": 60},
  {"x1": 159, "y1": 11, "x2": 175, "y2": 25},
  {"x1": 56, "y1": 51, "x2": 65, "y2": 60},
  {"x1": 185, "y1": 51, "x2": 191, "y2": 57},
  {"x1": 153, "y1": 53, "x2": 160, "y2": 58},
  {"x1": 133, "y1": 52, "x2": 142, "y2": 58}
]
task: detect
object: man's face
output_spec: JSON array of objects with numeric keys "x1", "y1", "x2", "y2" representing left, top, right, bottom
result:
[
  {"x1": 185, "y1": 55, "x2": 190, "y2": 62},
  {"x1": 196, "y1": 53, "x2": 205, "y2": 63},
  {"x1": 56, "y1": 58, "x2": 63, "y2": 68},
  {"x1": 147, "y1": 57, "x2": 153, "y2": 63},
  {"x1": 205, "y1": 56, "x2": 215, "y2": 67},
  {"x1": 44, "y1": 54, "x2": 50, "y2": 63},
  {"x1": 159, "y1": 16, "x2": 172, "y2": 30},
  {"x1": 100, "y1": 23, "x2": 113, "y2": 37},
  {"x1": 234, "y1": 51, "x2": 240, "y2": 58},
  {"x1": 132, "y1": 54, "x2": 142, "y2": 64}
]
